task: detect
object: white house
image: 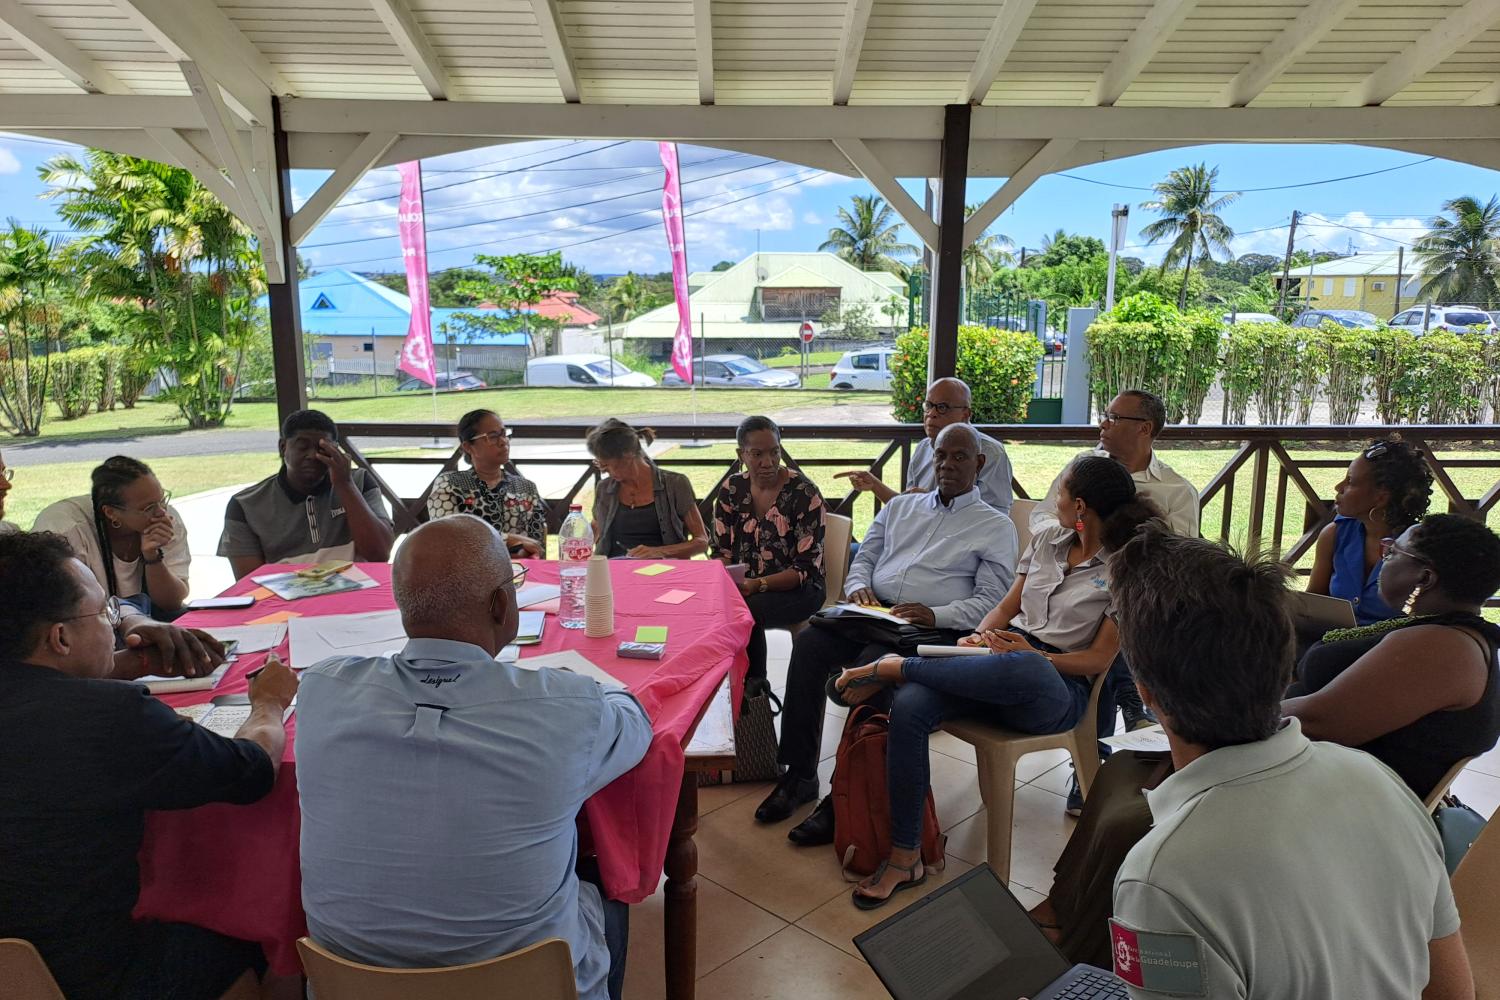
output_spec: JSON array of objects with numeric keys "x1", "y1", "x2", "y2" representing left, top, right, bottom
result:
[{"x1": 621, "y1": 252, "x2": 910, "y2": 357}]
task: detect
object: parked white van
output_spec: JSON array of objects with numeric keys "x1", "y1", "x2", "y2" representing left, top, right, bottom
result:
[{"x1": 525, "y1": 354, "x2": 657, "y2": 388}]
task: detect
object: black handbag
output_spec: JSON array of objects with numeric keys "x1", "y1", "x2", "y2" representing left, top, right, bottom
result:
[
  {"x1": 805, "y1": 605, "x2": 958, "y2": 654},
  {"x1": 699, "y1": 676, "x2": 784, "y2": 786}
]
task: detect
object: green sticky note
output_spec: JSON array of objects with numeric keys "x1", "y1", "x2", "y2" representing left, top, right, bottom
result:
[
  {"x1": 635, "y1": 626, "x2": 669, "y2": 644},
  {"x1": 634, "y1": 563, "x2": 674, "y2": 577}
]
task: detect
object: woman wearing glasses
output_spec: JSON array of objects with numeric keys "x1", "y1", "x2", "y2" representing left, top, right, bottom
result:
[
  {"x1": 1032, "y1": 512, "x2": 1500, "y2": 968},
  {"x1": 1307, "y1": 437, "x2": 1433, "y2": 625},
  {"x1": 427, "y1": 409, "x2": 548, "y2": 558},
  {"x1": 33, "y1": 455, "x2": 192, "y2": 616}
]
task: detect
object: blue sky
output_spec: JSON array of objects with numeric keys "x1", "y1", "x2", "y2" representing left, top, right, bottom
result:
[{"x1": 3, "y1": 131, "x2": 1496, "y2": 277}]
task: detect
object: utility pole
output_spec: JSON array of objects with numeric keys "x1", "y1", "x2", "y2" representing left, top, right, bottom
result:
[
  {"x1": 1105, "y1": 204, "x2": 1129, "y2": 311},
  {"x1": 1275, "y1": 210, "x2": 1299, "y2": 319},
  {"x1": 1393, "y1": 246, "x2": 1405, "y2": 314}
]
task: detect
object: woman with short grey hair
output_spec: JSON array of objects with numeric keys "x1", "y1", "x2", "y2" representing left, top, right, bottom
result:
[{"x1": 586, "y1": 418, "x2": 708, "y2": 559}]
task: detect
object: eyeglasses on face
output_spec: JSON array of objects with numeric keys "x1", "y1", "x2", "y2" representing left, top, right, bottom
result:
[
  {"x1": 510, "y1": 564, "x2": 529, "y2": 588},
  {"x1": 128, "y1": 492, "x2": 172, "y2": 518},
  {"x1": 922, "y1": 400, "x2": 964, "y2": 416},
  {"x1": 1379, "y1": 537, "x2": 1431, "y2": 566},
  {"x1": 0, "y1": 467, "x2": 12, "y2": 483},
  {"x1": 1101, "y1": 411, "x2": 1150, "y2": 426},
  {"x1": 63, "y1": 595, "x2": 122, "y2": 629},
  {"x1": 467, "y1": 430, "x2": 511, "y2": 446}
]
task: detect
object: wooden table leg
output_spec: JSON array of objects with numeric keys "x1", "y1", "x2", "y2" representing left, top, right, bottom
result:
[{"x1": 663, "y1": 769, "x2": 700, "y2": 1000}]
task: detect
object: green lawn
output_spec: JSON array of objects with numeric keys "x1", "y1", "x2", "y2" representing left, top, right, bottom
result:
[
  {"x1": 764, "y1": 350, "x2": 844, "y2": 369},
  {"x1": 6, "y1": 385, "x2": 887, "y2": 446}
]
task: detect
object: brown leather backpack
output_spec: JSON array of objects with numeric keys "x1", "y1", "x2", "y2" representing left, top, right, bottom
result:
[{"x1": 831, "y1": 703, "x2": 946, "y2": 880}]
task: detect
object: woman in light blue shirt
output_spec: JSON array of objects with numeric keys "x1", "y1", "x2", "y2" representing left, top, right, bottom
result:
[
  {"x1": 1307, "y1": 438, "x2": 1432, "y2": 625},
  {"x1": 828, "y1": 457, "x2": 1162, "y2": 909}
]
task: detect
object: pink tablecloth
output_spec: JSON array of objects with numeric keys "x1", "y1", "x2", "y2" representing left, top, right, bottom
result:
[{"x1": 134, "y1": 560, "x2": 751, "y2": 975}]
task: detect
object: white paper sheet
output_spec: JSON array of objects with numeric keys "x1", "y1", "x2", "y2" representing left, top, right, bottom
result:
[
  {"x1": 1100, "y1": 724, "x2": 1171, "y2": 752},
  {"x1": 914, "y1": 644, "x2": 990, "y2": 657},
  {"x1": 514, "y1": 649, "x2": 627, "y2": 691},
  {"x1": 205, "y1": 623, "x2": 287, "y2": 654},
  {"x1": 833, "y1": 602, "x2": 910, "y2": 624},
  {"x1": 515, "y1": 584, "x2": 560, "y2": 608},
  {"x1": 139, "y1": 662, "x2": 230, "y2": 694},
  {"x1": 288, "y1": 610, "x2": 408, "y2": 669},
  {"x1": 514, "y1": 610, "x2": 546, "y2": 645}
]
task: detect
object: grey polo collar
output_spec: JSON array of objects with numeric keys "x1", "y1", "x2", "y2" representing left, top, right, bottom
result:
[{"x1": 1144, "y1": 718, "x2": 1311, "y2": 823}]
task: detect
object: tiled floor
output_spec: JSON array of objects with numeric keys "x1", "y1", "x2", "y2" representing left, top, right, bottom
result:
[{"x1": 623, "y1": 629, "x2": 1500, "y2": 1000}]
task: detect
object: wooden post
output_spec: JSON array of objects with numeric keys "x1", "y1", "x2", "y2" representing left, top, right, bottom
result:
[
  {"x1": 268, "y1": 97, "x2": 307, "y2": 423},
  {"x1": 928, "y1": 103, "x2": 969, "y2": 383},
  {"x1": 663, "y1": 769, "x2": 700, "y2": 1000}
]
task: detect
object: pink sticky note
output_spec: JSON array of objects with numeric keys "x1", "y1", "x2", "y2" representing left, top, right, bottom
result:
[
  {"x1": 247, "y1": 610, "x2": 301, "y2": 625},
  {"x1": 247, "y1": 587, "x2": 274, "y2": 601},
  {"x1": 655, "y1": 589, "x2": 695, "y2": 605}
]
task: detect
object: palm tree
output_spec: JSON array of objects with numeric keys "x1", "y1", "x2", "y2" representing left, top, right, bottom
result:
[
  {"x1": 1139, "y1": 163, "x2": 1239, "y2": 309},
  {"x1": 962, "y1": 203, "x2": 1015, "y2": 288},
  {"x1": 1413, "y1": 195, "x2": 1500, "y2": 308},
  {"x1": 818, "y1": 194, "x2": 917, "y2": 275},
  {"x1": 0, "y1": 223, "x2": 71, "y2": 436},
  {"x1": 606, "y1": 272, "x2": 647, "y2": 321}
]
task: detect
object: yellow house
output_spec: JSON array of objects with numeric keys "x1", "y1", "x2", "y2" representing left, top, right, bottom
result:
[{"x1": 1275, "y1": 251, "x2": 1425, "y2": 320}]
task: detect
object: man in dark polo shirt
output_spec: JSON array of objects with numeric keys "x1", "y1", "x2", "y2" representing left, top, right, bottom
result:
[
  {"x1": 218, "y1": 408, "x2": 394, "y2": 579},
  {"x1": 0, "y1": 531, "x2": 299, "y2": 1000}
]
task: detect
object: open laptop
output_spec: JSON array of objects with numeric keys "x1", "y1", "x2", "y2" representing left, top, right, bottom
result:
[
  {"x1": 1289, "y1": 591, "x2": 1357, "y2": 631},
  {"x1": 854, "y1": 865, "x2": 1128, "y2": 1000}
]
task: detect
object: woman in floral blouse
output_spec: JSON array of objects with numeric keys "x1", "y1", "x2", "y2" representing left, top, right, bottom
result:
[
  {"x1": 712, "y1": 415, "x2": 827, "y2": 681},
  {"x1": 427, "y1": 409, "x2": 548, "y2": 556}
]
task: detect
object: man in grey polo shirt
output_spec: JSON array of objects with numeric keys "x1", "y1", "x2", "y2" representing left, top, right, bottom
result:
[
  {"x1": 1104, "y1": 529, "x2": 1473, "y2": 999},
  {"x1": 836, "y1": 377, "x2": 1013, "y2": 515},
  {"x1": 217, "y1": 409, "x2": 394, "y2": 578}
]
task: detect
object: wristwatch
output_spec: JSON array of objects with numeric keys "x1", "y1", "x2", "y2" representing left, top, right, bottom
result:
[
  {"x1": 757, "y1": 577, "x2": 770, "y2": 594},
  {"x1": 142, "y1": 547, "x2": 165, "y2": 565}
]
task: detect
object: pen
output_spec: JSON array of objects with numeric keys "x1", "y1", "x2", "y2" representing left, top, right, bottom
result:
[{"x1": 246, "y1": 666, "x2": 266, "y2": 682}]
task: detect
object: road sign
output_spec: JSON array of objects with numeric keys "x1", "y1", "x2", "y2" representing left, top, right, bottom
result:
[{"x1": 799, "y1": 321, "x2": 814, "y2": 343}]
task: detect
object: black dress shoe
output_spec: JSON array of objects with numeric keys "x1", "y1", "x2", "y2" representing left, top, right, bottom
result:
[
  {"x1": 754, "y1": 772, "x2": 819, "y2": 823},
  {"x1": 787, "y1": 794, "x2": 835, "y2": 846}
]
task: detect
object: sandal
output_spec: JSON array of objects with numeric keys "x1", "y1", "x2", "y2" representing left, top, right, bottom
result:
[
  {"x1": 852, "y1": 858, "x2": 927, "y2": 911},
  {"x1": 825, "y1": 668, "x2": 886, "y2": 708}
]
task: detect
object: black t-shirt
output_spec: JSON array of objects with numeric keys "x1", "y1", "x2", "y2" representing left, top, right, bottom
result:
[{"x1": 0, "y1": 660, "x2": 275, "y2": 1000}]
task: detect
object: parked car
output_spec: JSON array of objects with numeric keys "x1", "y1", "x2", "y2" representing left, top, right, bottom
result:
[
  {"x1": 1388, "y1": 305, "x2": 1497, "y2": 336},
  {"x1": 396, "y1": 371, "x2": 487, "y2": 392},
  {"x1": 1292, "y1": 309, "x2": 1381, "y2": 330},
  {"x1": 525, "y1": 354, "x2": 656, "y2": 387},
  {"x1": 829, "y1": 346, "x2": 897, "y2": 391},
  {"x1": 1221, "y1": 312, "x2": 1280, "y2": 325},
  {"x1": 660, "y1": 354, "x2": 801, "y2": 389}
]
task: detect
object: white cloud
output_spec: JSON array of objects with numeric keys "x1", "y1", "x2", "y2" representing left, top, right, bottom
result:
[
  {"x1": 0, "y1": 146, "x2": 22, "y2": 175},
  {"x1": 1227, "y1": 210, "x2": 1421, "y2": 260},
  {"x1": 802, "y1": 210, "x2": 822, "y2": 225}
]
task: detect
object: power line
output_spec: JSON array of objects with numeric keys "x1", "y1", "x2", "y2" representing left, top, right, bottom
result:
[
  {"x1": 1058, "y1": 156, "x2": 1439, "y2": 194},
  {"x1": 332, "y1": 141, "x2": 630, "y2": 209}
]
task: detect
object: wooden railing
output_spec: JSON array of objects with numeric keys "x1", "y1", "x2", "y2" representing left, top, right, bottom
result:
[{"x1": 338, "y1": 421, "x2": 1500, "y2": 572}]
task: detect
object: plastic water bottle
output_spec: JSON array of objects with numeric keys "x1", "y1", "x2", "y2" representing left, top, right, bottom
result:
[{"x1": 558, "y1": 504, "x2": 593, "y2": 630}]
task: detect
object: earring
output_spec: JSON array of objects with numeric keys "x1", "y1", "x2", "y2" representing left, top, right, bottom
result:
[
  {"x1": 1402, "y1": 584, "x2": 1423, "y2": 616},
  {"x1": 109, "y1": 518, "x2": 122, "y2": 529},
  {"x1": 1074, "y1": 515, "x2": 1086, "y2": 532}
]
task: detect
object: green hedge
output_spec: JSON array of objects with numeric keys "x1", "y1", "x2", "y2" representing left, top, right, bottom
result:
[
  {"x1": 890, "y1": 325, "x2": 1043, "y2": 423},
  {"x1": 50, "y1": 347, "x2": 102, "y2": 420}
]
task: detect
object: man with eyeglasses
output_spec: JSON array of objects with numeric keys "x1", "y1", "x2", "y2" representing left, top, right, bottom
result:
[
  {"x1": 296, "y1": 515, "x2": 651, "y2": 1000},
  {"x1": 218, "y1": 408, "x2": 394, "y2": 580},
  {"x1": 0, "y1": 530, "x2": 298, "y2": 1000},
  {"x1": 837, "y1": 377, "x2": 1014, "y2": 515},
  {"x1": 1030, "y1": 389, "x2": 1200, "y2": 814}
]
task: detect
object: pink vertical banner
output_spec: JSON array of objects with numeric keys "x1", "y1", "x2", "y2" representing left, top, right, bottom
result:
[
  {"x1": 395, "y1": 160, "x2": 436, "y2": 386},
  {"x1": 659, "y1": 142, "x2": 694, "y2": 384}
]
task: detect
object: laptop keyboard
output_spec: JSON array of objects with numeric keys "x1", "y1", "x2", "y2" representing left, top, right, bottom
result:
[{"x1": 1055, "y1": 968, "x2": 1130, "y2": 998}]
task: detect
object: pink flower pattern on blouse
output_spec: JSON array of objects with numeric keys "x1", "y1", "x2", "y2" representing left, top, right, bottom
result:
[{"x1": 711, "y1": 470, "x2": 825, "y2": 584}]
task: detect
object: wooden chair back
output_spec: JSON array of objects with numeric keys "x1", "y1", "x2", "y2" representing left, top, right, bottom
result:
[
  {"x1": 1453, "y1": 817, "x2": 1500, "y2": 999},
  {"x1": 0, "y1": 939, "x2": 65, "y2": 1000},
  {"x1": 297, "y1": 936, "x2": 578, "y2": 1000}
]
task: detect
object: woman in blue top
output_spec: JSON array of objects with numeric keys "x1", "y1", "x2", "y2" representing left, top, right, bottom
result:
[{"x1": 1308, "y1": 438, "x2": 1433, "y2": 625}]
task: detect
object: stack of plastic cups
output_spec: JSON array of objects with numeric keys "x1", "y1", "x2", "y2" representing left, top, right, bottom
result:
[{"x1": 584, "y1": 554, "x2": 615, "y2": 637}]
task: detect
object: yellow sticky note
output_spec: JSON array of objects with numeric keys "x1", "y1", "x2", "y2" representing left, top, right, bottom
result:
[
  {"x1": 248, "y1": 587, "x2": 274, "y2": 601},
  {"x1": 634, "y1": 626, "x2": 669, "y2": 644},
  {"x1": 634, "y1": 563, "x2": 674, "y2": 577},
  {"x1": 247, "y1": 610, "x2": 301, "y2": 625}
]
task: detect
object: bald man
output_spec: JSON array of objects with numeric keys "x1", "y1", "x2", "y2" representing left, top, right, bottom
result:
[
  {"x1": 837, "y1": 377, "x2": 1014, "y2": 515},
  {"x1": 295, "y1": 516, "x2": 652, "y2": 1000}
]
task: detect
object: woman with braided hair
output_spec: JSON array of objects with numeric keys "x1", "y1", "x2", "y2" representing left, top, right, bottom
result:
[
  {"x1": 33, "y1": 456, "x2": 191, "y2": 616},
  {"x1": 1308, "y1": 437, "x2": 1434, "y2": 625}
]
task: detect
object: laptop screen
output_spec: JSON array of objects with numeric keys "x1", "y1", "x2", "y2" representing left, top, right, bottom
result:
[{"x1": 854, "y1": 865, "x2": 1072, "y2": 1000}]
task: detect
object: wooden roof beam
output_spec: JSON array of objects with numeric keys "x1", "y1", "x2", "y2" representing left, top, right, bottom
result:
[
  {"x1": 1345, "y1": 0, "x2": 1499, "y2": 106},
  {"x1": 528, "y1": 0, "x2": 581, "y2": 104},
  {"x1": 1087, "y1": 0, "x2": 1199, "y2": 106},
  {"x1": 0, "y1": 0, "x2": 128, "y2": 94},
  {"x1": 831, "y1": 0, "x2": 874, "y2": 106},
  {"x1": 369, "y1": 0, "x2": 452, "y2": 101},
  {"x1": 1218, "y1": 0, "x2": 1361, "y2": 107},
  {"x1": 832, "y1": 137, "x2": 939, "y2": 250},
  {"x1": 289, "y1": 131, "x2": 398, "y2": 244},
  {"x1": 963, "y1": 139, "x2": 1074, "y2": 245},
  {"x1": 964, "y1": 0, "x2": 1042, "y2": 105}
]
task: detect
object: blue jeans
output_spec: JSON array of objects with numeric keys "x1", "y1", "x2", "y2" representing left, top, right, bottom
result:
[{"x1": 887, "y1": 651, "x2": 1089, "y2": 850}]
